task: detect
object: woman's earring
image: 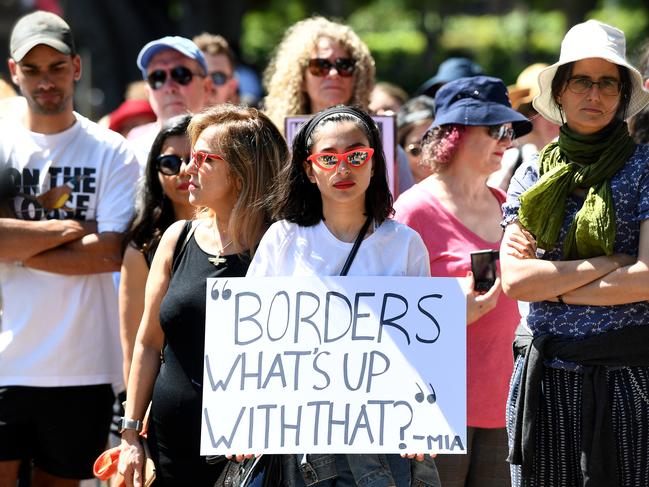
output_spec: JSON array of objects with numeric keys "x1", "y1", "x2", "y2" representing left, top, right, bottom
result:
[{"x1": 557, "y1": 103, "x2": 565, "y2": 125}]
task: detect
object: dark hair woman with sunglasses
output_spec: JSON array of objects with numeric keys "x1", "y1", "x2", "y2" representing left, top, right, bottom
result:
[
  {"x1": 394, "y1": 76, "x2": 532, "y2": 487},
  {"x1": 247, "y1": 105, "x2": 440, "y2": 487},
  {"x1": 119, "y1": 114, "x2": 194, "y2": 386},
  {"x1": 119, "y1": 105, "x2": 287, "y2": 487}
]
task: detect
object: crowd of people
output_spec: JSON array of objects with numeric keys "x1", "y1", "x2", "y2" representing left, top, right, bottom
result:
[{"x1": 0, "y1": 8, "x2": 648, "y2": 487}]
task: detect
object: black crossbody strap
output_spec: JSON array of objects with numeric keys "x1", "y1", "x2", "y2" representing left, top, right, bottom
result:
[{"x1": 339, "y1": 216, "x2": 372, "y2": 276}]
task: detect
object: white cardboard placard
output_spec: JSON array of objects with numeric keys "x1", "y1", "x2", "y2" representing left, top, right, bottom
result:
[{"x1": 201, "y1": 276, "x2": 466, "y2": 454}]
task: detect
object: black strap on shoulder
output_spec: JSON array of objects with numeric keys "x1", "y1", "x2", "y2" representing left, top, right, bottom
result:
[
  {"x1": 171, "y1": 220, "x2": 197, "y2": 274},
  {"x1": 339, "y1": 216, "x2": 372, "y2": 276}
]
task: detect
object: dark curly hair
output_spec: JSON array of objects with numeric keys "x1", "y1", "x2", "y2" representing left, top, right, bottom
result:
[
  {"x1": 122, "y1": 114, "x2": 191, "y2": 260},
  {"x1": 271, "y1": 105, "x2": 393, "y2": 226}
]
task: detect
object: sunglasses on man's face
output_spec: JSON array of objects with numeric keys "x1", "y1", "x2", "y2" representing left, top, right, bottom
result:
[
  {"x1": 210, "y1": 71, "x2": 231, "y2": 86},
  {"x1": 306, "y1": 58, "x2": 355, "y2": 78},
  {"x1": 487, "y1": 124, "x2": 515, "y2": 143},
  {"x1": 156, "y1": 154, "x2": 188, "y2": 175},
  {"x1": 146, "y1": 66, "x2": 204, "y2": 90},
  {"x1": 307, "y1": 147, "x2": 374, "y2": 171}
]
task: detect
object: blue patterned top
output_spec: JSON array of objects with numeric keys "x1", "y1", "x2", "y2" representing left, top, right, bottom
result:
[{"x1": 503, "y1": 144, "x2": 649, "y2": 338}]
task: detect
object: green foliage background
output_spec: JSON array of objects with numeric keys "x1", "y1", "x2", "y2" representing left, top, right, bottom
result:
[{"x1": 240, "y1": 0, "x2": 649, "y2": 96}]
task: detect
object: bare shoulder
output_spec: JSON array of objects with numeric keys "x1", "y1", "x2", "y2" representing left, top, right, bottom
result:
[
  {"x1": 122, "y1": 243, "x2": 147, "y2": 268},
  {"x1": 154, "y1": 220, "x2": 191, "y2": 267}
]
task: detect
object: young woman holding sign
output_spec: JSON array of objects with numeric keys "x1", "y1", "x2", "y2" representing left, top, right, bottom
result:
[
  {"x1": 247, "y1": 105, "x2": 440, "y2": 486},
  {"x1": 118, "y1": 105, "x2": 287, "y2": 487}
]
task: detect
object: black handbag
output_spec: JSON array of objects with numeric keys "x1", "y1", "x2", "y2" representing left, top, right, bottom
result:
[{"x1": 213, "y1": 455, "x2": 282, "y2": 487}]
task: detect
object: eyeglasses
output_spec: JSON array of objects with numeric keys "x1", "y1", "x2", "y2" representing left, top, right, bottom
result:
[
  {"x1": 566, "y1": 76, "x2": 621, "y2": 97},
  {"x1": 210, "y1": 71, "x2": 231, "y2": 86},
  {"x1": 405, "y1": 143, "x2": 422, "y2": 157},
  {"x1": 191, "y1": 150, "x2": 224, "y2": 169},
  {"x1": 156, "y1": 154, "x2": 188, "y2": 175},
  {"x1": 487, "y1": 125, "x2": 515, "y2": 142},
  {"x1": 306, "y1": 58, "x2": 355, "y2": 77},
  {"x1": 307, "y1": 148, "x2": 374, "y2": 171},
  {"x1": 146, "y1": 66, "x2": 204, "y2": 90}
]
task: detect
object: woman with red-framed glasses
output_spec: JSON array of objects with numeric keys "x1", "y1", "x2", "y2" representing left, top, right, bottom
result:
[
  {"x1": 247, "y1": 105, "x2": 440, "y2": 487},
  {"x1": 119, "y1": 105, "x2": 287, "y2": 487}
]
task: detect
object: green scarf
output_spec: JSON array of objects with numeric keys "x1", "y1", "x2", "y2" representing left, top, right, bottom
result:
[{"x1": 518, "y1": 120, "x2": 635, "y2": 259}]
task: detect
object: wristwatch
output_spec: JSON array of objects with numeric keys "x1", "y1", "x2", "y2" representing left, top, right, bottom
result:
[{"x1": 118, "y1": 417, "x2": 143, "y2": 434}]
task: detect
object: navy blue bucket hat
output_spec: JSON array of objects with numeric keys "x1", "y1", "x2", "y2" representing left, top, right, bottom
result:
[{"x1": 431, "y1": 75, "x2": 532, "y2": 138}]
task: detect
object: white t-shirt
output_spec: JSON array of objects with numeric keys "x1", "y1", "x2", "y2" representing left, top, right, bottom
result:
[
  {"x1": 247, "y1": 219, "x2": 430, "y2": 278},
  {"x1": 0, "y1": 113, "x2": 139, "y2": 388}
]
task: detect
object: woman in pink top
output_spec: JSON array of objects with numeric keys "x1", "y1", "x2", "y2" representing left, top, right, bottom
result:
[{"x1": 394, "y1": 76, "x2": 532, "y2": 487}]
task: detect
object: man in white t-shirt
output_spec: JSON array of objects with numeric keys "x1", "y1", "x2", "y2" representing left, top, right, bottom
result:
[
  {"x1": 128, "y1": 35, "x2": 212, "y2": 166},
  {"x1": 0, "y1": 11, "x2": 138, "y2": 486}
]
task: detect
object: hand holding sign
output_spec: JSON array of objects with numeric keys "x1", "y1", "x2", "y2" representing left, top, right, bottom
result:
[{"x1": 201, "y1": 276, "x2": 466, "y2": 455}]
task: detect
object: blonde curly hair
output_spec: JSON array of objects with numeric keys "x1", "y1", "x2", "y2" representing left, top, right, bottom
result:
[{"x1": 263, "y1": 16, "x2": 375, "y2": 133}]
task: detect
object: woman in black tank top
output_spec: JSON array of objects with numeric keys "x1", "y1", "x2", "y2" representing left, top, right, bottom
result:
[{"x1": 119, "y1": 106, "x2": 288, "y2": 487}]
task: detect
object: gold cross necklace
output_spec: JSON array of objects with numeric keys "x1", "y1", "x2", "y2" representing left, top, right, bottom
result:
[{"x1": 207, "y1": 219, "x2": 232, "y2": 266}]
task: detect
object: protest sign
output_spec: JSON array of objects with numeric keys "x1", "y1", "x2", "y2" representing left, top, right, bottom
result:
[
  {"x1": 284, "y1": 115, "x2": 396, "y2": 195},
  {"x1": 201, "y1": 276, "x2": 466, "y2": 454}
]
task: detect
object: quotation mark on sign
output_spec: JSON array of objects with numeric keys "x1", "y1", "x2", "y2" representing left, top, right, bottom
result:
[
  {"x1": 210, "y1": 280, "x2": 232, "y2": 300},
  {"x1": 415, "y1": 383, "x2": 436, "y2": 404}
]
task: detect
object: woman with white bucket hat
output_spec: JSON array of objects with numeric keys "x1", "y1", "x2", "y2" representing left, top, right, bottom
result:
[{"x1": 499, "y1": 19, "x2": 649, "y2": 487}]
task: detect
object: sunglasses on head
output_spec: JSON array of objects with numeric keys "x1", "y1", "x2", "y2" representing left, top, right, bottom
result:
[
  {"x1": 306, "y1": 58, "x2": 355, "y2": 78},
  {"x1": 156, "y1": 154, "x2": 188, "y2": 175},
  {"x1": 146, "y1": 66, "x2": 204, "y2": 90},
  {"x1": 191, "y1": 150, "x2": 225, "y2": 169},
  {"x1": 210, "y1": 71, "x2": 231, "y2": 86},
  {"x1": 307, "y1": 147, "x2": 374, "y2": 171},
  {"x1": 487, "y1": 124, "x2": 515, "y2": 142}
]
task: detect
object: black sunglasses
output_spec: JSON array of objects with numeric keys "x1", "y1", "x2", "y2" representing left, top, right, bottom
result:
[
  {"x1": 306, "y1": 58, "x2": 355, "y2": 77},
  {"x1": 147, "y1": 66, "x2": 204, "y2": 90},
  {"x1": 156, "y1": 154, "x2": 187, "y2": 175},
  {"x1": 210, "y1": 71, "x2": 231, "y2": 86}
]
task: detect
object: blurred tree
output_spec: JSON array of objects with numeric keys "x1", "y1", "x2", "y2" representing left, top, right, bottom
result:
[{"x1": 2, "y1": 0, "x2": 648, "y2": 117}]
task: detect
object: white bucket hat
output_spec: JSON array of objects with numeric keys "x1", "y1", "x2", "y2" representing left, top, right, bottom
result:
[{"x1": 532, "y1": 19, "x2": 649, "y2": 125}]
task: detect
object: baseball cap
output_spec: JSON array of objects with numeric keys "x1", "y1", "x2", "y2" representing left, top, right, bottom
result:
[
  {"x1": 10, "y1": 10, "x2": 75, "y2": 62},
  {"x1": 136, "y1": 36, "x2": 208, "y2": 79},
  {"x1": 108, "y1": 99, "x2": 155, "y2": 133}
]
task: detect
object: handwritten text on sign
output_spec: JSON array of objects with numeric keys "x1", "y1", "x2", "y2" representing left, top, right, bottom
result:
[{"x1": 200, "y1": 276, "x2": 466, "y2": 454}]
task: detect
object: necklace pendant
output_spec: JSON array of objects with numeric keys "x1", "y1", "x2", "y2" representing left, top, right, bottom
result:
[{"x1": 208, "y1": 254, "x2": 227, "y2": 266}]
